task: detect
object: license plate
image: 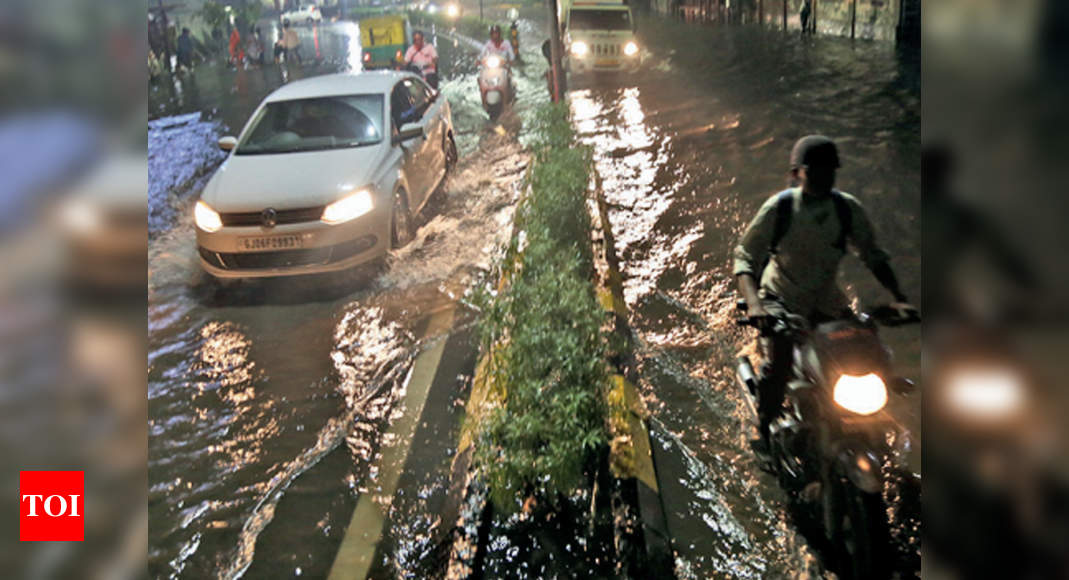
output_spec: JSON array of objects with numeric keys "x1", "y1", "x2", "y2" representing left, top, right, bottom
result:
[
  {"x1": 595, "y1": 59, "x2": 619, "y2": 67},
  {"x1": 239, "y1": 234, "x2": 303, "y2": 251}
]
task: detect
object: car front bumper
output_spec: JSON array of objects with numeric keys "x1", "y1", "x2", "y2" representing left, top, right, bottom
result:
[{"x1": 195, "y1": 208, "x2": 391, "y2": 279}]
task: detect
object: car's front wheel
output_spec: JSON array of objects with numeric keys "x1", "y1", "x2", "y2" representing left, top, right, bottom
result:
[
  {"x1": 306, "y1": 17, "x2": 314, "y2": 25},
  {"x1": 391, "y1": 189, "x2": 414, "y2": 248}
]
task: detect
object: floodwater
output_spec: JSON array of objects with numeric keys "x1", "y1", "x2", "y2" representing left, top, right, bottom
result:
[{"x1": 147, "y1": 12, "x2": 920, "y2": 580}]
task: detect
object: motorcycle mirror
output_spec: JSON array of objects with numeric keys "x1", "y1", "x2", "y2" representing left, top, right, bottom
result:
[
  {"x1": 393, "y1": 124, "x2": 423, "y2": 144},
  {"x1": 892, "y1": 377, "x2": 915, "y2": 394}
]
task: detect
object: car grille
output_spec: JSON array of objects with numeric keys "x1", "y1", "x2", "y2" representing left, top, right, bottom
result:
[
  {"x1": 219, "y1": 206, "x2": 325, "y2": 227},
  {"x1": 199, "y1": 236, "x2": 377, "y2": 270},
  {"x1": 593, "y1": 44, "x2": 619, "y2": 57}
]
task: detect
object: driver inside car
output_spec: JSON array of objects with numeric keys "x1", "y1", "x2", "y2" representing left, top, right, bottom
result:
[{"x1": 733, "y1": 135, "x2": 918, "y2": 445}]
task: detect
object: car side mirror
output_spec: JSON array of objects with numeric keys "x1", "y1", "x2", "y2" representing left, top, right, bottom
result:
[
  {"x1": 218, "y1": 136, "x2": 238, "y2": 151},
  {"x1": 393, "y1": 123, "x2": 423, "y2": 144}
]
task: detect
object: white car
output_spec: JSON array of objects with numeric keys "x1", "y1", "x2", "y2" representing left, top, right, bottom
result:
[
  {"x1": 195, "y1": 72, "x2": 457, "y2": 279},
  {"x1": 281, "y1": 4, "x2": 322, "y2": 25}
]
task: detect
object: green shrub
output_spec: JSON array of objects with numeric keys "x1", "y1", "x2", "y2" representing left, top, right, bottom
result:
[{"x1": 473, "y1": 103, "x2": 608, "y2": 511}]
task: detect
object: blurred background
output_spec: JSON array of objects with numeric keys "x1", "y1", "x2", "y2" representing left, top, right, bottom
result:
[
  {"x1": 0, "y1": 0, "x2": 147, "y2": 578},
  {"x1": 0, "y1": 0, "x2": 1067, "y2": 578},
  {"x1": 924, "y1": 0, "x2": 1069, "y2": 577}
]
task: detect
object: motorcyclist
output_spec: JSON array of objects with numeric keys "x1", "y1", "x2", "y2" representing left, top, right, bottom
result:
[
  {"x1": 733, "y1": 135, "x2": 917, "y2": 444},
  {"x1": 404, "y1": 30, "x2": 439, "y2": 89},
  {"x1": 480, "y1": 25, "x2": 515, "y2": 64}
]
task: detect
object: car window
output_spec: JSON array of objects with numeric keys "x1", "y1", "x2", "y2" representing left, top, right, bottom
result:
[
  {"x1": 236, "y1": 94, "x2": 384, "y2": 154},
  {"x1": 404, "y1": 79, "x2": 428, "y2": 111},
  {"x1": 569, "y1": 9, "x2": 632, "y2": 31},
  {"x1": 390, "y1": 83, "x2": 414, "y2": 127}
]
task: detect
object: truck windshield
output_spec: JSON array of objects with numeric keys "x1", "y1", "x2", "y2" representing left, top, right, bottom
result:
[{"x1": 569, "y1": 9, "x2": 632, "y2": 31}]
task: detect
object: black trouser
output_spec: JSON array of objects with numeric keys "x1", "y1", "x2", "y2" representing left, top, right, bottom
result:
[{"x1": 755, "y1": 297, "x2": 847, "y2": 439}]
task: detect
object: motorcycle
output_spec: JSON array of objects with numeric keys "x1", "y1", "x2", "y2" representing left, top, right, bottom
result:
[
  {"x1": 403, "y1": 63, "x2": 440, "y2": 91},
  {"x1": 735, "y1": 301, "x2": 921, "y2": 580},
  {"x1": 509, "y1": 22, "x2": 520, "y2": 62},
  {"x1": 478, "y1": 54, "x2": 511, "y2": 121}
]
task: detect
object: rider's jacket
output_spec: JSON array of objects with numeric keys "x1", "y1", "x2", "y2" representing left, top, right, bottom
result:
[
  {"x1": 733, "y1": 187, "x2": 890, "y2": 319},
  {"x1": 480, "y1": 39, "x2": 515, "y2": 62},
  {"x1": 404, "y1": 43, "x2": 438, "y2": 73}
]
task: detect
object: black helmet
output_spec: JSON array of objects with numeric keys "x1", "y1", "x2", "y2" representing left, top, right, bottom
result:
[
  {"x1": 490, "y1": 24, "x2": 501, "y2": 35},
  {"x1": 790, "y1": 135, "x2": 840, "y2": 169}
]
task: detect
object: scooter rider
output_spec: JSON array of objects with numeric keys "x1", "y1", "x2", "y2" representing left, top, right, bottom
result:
[
  {"x1": 404, "y1": 30, "x2": 439, "y2": 89},
  {"x1": 733, "y1": 135, "x2": 917, "y2": 444},
  {"x1": 481, "y1": 25, "x2": 515, "y2": 63}
]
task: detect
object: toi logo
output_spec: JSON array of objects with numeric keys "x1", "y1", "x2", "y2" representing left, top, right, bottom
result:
[{"x1": 20, "y1": 471, "x2": 84, "y2": 541}]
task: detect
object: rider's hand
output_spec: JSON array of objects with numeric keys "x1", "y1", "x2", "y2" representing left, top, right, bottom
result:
[{"x1": 747, "y1": 303, "x2": 774, "y2": 332}]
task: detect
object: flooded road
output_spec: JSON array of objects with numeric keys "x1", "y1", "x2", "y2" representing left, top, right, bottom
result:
[
  {"x1": 148, "y1": 18, "x2": 552, "y2": 579},
  {"x1": 570, "y1": 18, "x2": 921, "y2": 578},
  {"x1": 148, "y1": 12, "x2": 919, "y2": 580}
]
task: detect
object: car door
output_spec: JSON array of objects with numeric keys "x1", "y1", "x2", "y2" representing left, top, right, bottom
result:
[
  {"x1": 405, "y1": 78, "x2": 446, "y2": 197},
  {"x1": 390, "y1": 81, "x2": 429, "y2": 203}
]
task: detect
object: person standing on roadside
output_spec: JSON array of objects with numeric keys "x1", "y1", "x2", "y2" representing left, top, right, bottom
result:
[
  {"x1": 280, "y1": 20, "x2": 302, "y2": 64},
  {"x1": 228, "y1": 26, "x2": 243, "y2": 66},
  {"x1": 176, "y1": 27, "x2": 195, "y2": 70},
  {"x1": 246, "y1": 26, "x2": 264, "y2": 66},
  {"x1": 800, "y1": 0, "x2": 812, "y2": 35}
]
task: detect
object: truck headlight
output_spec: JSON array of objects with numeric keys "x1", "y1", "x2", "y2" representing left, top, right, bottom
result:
[
  {"x1": 322, "y1": 189, "x2": 374, "y2": 224},
  {"x1": 194, "y1": 200, "x2": 223, "y2": 232},
  {"x1": 623, "y1": 41, "x2": 639, "y2": 56},
  {"x1": 944, "y1": 367, "x2": 1024, "y2": 420},
  {"x1": 571, "y1": 41, "x2": 589, "y2": 56},
  {"x1": 833, "y1": 373, "x2": 888, "y2": 415}
]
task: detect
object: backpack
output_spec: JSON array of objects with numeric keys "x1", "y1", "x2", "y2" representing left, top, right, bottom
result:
[{"x1": 761, "y1": 189, "x2": 852, "y2": 275}]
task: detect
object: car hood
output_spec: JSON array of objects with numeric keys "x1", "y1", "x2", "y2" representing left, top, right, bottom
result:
[{"x1": 201, "y1": 145, "x2": 389, "y2": 212}]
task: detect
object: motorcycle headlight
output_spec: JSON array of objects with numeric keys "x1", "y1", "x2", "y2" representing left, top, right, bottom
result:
[
  {"x1": 322, "y1": 189, "x2": 374, "y2": 224},
  {"x1": 485, "y1": 55, "x2": 502, "y2": 69},
  {"x1": 623, "y1": 41, "x2": 639, "y2": 56},
  {"x1": 194, "y1": 200, "x2": 223, "y2": 232},
  {"x1": 944, "y1": 367, "x2": 1024, "y2": 420},
  {"x1": 571, "y1": 41, "x2": 589, "y2": 57},
  {"x1": 833, "y1": 373, "x2": 888, "y2": 416}
]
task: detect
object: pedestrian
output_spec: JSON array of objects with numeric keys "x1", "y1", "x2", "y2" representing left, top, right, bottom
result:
[
  {"x1": 228, "y1": 26, "x2": 243, "y2": 66},
  {"x1": 176, "y1": 27, "x2": 195, "y2": 70},
  {"x1": 800, "y1": 0, "x2": 811, "y2": 34},
  {"x1": 280, "y1": 20, "x2": 302, "y2": 64},
  {"x1": 246, "y1": 26, "x2": 264, "y2": 66}
]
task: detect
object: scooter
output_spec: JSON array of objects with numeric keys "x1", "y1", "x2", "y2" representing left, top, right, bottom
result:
[
  {"x1": 735, "y1": 301, "x2": 921, "y2": 580},
  {"x1": 478, "y1": 54, "x2": 511, "y2": 121}
]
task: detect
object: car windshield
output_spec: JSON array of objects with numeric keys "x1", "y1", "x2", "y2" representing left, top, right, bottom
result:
[
  {"x1": 569, "y1": 9, "x2": 632, "y2": 31},
  {"x1": 236, "y1": 94, "x2": 384, "y2": 155}
]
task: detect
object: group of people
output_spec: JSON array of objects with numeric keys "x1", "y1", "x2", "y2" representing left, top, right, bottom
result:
[
  {"x1": 149, "y1": 19, "x2": 303, "y2": 77},
  {"x1": 229, "y1": 22, "x2": 303, "y2": 67}
]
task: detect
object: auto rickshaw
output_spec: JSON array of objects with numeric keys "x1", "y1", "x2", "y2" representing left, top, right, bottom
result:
[{"x1": 359, "y1": 15, "x2": 412, "y2": 69}]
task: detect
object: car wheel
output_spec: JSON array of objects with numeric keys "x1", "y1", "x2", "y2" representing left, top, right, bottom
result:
[
  {"x1": 391, "y1": 189, "x2": 414, "y2": 248},
  {"x1": 307, "y1": 17, "x2": 314, "y2": 25},
  {"x1": 444, "y1": 133, "x2": 458, "y2": 172}
]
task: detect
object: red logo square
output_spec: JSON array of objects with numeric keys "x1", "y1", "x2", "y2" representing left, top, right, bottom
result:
[{"x1": 20, "y1": 471, "x2": 84, "y2": 542}]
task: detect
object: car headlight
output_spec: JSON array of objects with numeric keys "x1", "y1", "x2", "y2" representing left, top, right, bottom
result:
[
  {"x1": 944, "y1": 367, "x2": 1024, "y2": 420},
  {"x1": 322, "y1": 189, "x2": 374, "y2": 224},
  {"x1": 833, "y1": 373, "x2": 888, "y2": 415},
  {"x1": 571, "y1": 41, "x2": 589, "y2": 57},
  {"x1": 446, "y1": 4, "x2": 459, "y2": 17},
  {"x1": 194, "y1": 200, "x2": 223, "y2": 232},
  {"x1": 61, "y1": 199, "x2": 102, "y2": 234},
  {"x1": 623, "y1": 41, "x2": 639, "y2": 57},
  {"x1": 485, "y1": 55, "x2": 502, "y2": 69}
]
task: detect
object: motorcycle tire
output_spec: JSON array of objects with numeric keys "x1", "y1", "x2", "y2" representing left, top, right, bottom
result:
[{"x1": 835, "y1": 483, "x2": 891, "y2": 580}]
